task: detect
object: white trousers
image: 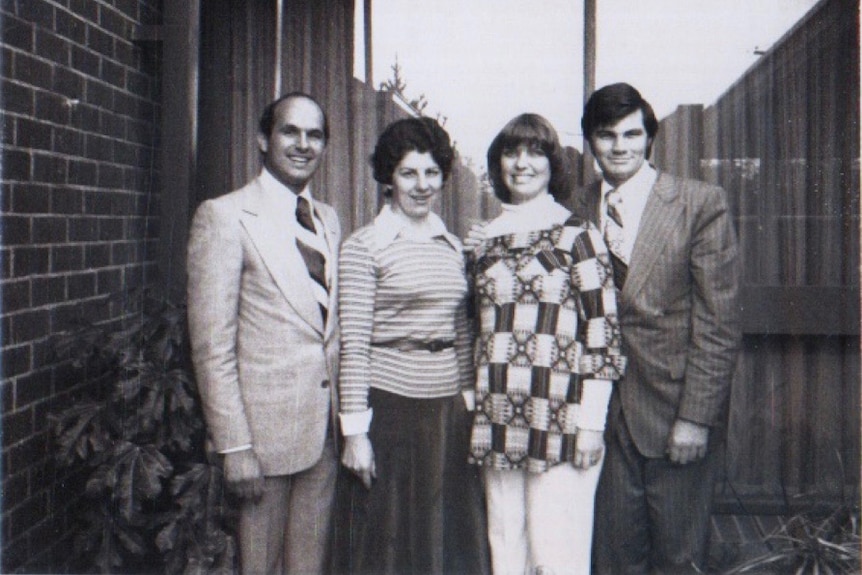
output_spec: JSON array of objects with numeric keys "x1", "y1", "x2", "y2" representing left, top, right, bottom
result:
[{"x1": 484, "y1": 459, "x2": 603, "y2": 575}]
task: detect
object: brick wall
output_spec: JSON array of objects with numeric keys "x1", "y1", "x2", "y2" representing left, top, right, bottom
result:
[{"x1": 1, "y1": 0, "x2": 162, "y2": 571}]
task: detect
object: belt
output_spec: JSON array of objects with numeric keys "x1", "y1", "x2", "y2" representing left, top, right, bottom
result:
[{"x1": 371, "y1": 339, "x2": 455, "y2": 353}]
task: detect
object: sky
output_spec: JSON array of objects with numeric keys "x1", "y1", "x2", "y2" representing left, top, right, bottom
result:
[{"x1": 355, "y1": 0, "x2": 821, "y2": 167}]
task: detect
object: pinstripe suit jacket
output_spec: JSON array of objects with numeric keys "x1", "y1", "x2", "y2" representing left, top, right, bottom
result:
[
  {"x1": 187, "y1": 175, "x2": 340, "y2": 476},
  {"x1": 573, "y1": 172, "x2": 741, "y2": 457}
]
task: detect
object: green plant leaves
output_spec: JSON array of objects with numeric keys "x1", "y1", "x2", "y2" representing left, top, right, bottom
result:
[{"x1": 50, "y1": 292, "x2": 233, "y2": 573}]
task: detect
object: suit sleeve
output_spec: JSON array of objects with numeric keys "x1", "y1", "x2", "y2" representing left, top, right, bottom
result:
[
  {"x1": 187, "y1": 200, "x2": 254, "y2": 451},
  {"x1": 678, "y1": 184, "x2": 741, "y2": 426}
]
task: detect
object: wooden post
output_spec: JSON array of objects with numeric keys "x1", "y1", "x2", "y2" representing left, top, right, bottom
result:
[
  {"x1": 582, "y1": 0, "x2": 596, "y2": 184},
  {"x1": 159, "y1": 1, "x2": 200, "y2": 301},
  {"x1": 364, "y1": 0, "x2": 373, "y2": 86}
]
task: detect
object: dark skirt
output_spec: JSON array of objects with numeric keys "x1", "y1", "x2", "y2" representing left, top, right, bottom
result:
[{"x1": 339, "y1": 388, "x2": 490, "y2": 575}]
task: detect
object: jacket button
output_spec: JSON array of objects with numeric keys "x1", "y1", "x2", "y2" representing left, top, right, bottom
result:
[{"x1": 321, "y1": 379, "x2": 330, "y2": 388}]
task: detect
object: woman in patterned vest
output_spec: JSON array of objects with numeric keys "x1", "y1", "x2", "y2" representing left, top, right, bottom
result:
[{"x1": 467, "y1": 113, "x2": 626, "y2": 575}]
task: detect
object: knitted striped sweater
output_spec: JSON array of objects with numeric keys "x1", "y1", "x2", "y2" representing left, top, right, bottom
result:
[{"x1": 338, "y1": 221, "x2": 473, "y2": 418}]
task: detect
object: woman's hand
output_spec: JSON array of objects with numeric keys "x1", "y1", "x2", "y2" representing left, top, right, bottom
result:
[
  {"x1": 342, "y1": 433, "x2": 377, "y2": 489},
  {"x1": 462, "y1": 220, "x2": 487, "y2": 254},
  {"x1": 573, "y1": 429, "x2": 605, "y2": 470}
]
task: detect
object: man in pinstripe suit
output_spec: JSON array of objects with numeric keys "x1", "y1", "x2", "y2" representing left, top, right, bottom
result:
[{"x1": 573, "y1": 83, "x2": 741, "y2": 574}]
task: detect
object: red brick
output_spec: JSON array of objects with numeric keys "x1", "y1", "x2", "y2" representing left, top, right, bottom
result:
[
  {"x1": 51, "y1": 187, "x2": 84, "y2": 214},
  {"x1": 1, "y1": 472, "x2": 28, "y2": 514},
  {"x1": 67, "y1": 271, "x2": 96, "y2": 300},
  {"x1": 13, "y1": 52, "x2": 53, "y2": 91},
  {"x1": 16, "y1": 369, "x2": 53, "y2": 408},
  {"x1": 54, "y1": 9, "x2": 87, "y2": 45},
  {"x1": 67, "y1": 0, "x2": 98, "y2": 23},
  {"x1": 34, "y1": 90, "x2": 69, "y2": 125},
  {"x1": 35, "y1": 29, "x2": 69, "y2": 65},
  {"x1": 32, "y1": 153, "x2": 67, "y2": 185},
  {"x1": 3, "y1": 15, "x2": 34, "y2": 52},
  {"x1": 69, "y1": 45, "x2": 99, "y2": 77},
  {"x1": 50, "y1": 245, "x2": 84, "y2": 273},
  {"x1": 98, "y1": 164, "x2": 124, "y2": 189},
  {"x1": 12, "y1": 246, "x2": 50, "y2": 277},
  {"x1": 99, "y1": 216, "x2": 124, "y2": 239},
  {"x1": 85, "y1": 133, "x2": 114, "y2": 162},
  {"x1": 2, "y1": 407, "x2": 33, "y2": 446},
  {"x1": 101, "y1": 58, "x2": 126, "y2": 89},
  {"x1": 86, "y1": 25, "x2": 113, "y2": 57},
  {"x1": 67, "y1": 158, "x2": 96, "y2": 186},
  {"x1": 16, "y1": 117, "x2": 52, "y2": 151},
  {"x1": 18, "y1": 0, "x2": 56, "y2": 30},
  {"x1": 1, "y1": 215, "x2": 32, "y2": 245},
  {"x1": 8, "y1": 479, "x2": 47, "y2": 533},
  {"x1": 31, "y1": 276, "x2": 65, "y2": 307},
  {"x1": 52, "y1": 67, "x2": 84, "y2": 101},
  {"x1": 32, "y1": 216, "x2": 67, "y2": 244},
  {"x1": 53, "y1": 127, "x2": 85, "y2": 157},
  {"x1": 68, "y1": 216, "x2": 97, "y2": 241},
  {"x1": 2, "y1": 148, "x2": 31, "y2": 181},
  {"x1": 1, "y1": 79, "x2": 35, "y2": 115},
  {"x1": 12, "y1": 184, "x2": 50, "y2": 214},
  {"x1": 83, "y1": 244, "x2": 110, "y2": 268},
  {"x1": 2, "y1": 279, "x2": 31, "y2": 312},
  {"x1": 86, "y1": 77, "x2": 114, "y2": 110},
  {"x1": 9, "y1": 310, "x2": 51, "y2": 344}
]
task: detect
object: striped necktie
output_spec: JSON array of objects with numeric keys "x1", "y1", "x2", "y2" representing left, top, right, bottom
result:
[
  {"x1": 603, "y1": 189, "x2": 628, "y2": 290},
  {"x1": 295, "y1": 196, "x2": 329, "y2": 323}
]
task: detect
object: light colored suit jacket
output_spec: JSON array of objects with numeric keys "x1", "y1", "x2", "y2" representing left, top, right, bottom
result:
[
  {"x1": 187, "y1": 174, "x2": 340, "y2": 476},
  {"x1": 573, "y1": 172, "x2": 741, "y2": 458}
]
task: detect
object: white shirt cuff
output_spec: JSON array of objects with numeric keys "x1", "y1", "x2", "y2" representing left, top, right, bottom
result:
[
  {"x1": 578, "y1": 379, "x2": 614, "y2": 431},
  {"x1": 461, "y1": 389, "x2": 476, "y2": 412},
  {"x1": 218, "y1": 444, "x2": 252, "y2": 454},
  {"x1": 339, "y1": 408, "x2": 373, "y2": 435}
]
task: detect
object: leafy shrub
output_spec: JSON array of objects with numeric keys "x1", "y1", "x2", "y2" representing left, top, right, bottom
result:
[{"x1": 50, "y1": 291, "x2": 235, "y2": 574}]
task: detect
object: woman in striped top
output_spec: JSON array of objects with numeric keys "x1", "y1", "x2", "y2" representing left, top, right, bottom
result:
[
  {"x1": 467, "y1": 114, "x2": 626, "y2": 575},
  {"x1": 338, "y1": 117, "x2": 487, "y2": 574}
]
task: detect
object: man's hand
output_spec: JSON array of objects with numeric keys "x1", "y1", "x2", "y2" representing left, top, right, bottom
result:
[
  {"x1": 223, "y1": 449, "x2": 264, "y2": 500},
  {"x1": 342, "y1": 433, "x2": 376, "y2": 489},
  {"x1": 573, "y1": 429, "x2": 605, "y2": 470},
  {"x1": 667, "y1": 419, "x2": 709, "y2": 464}
]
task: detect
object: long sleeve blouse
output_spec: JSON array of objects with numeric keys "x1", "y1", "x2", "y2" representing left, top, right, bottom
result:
[{"x1": 338, "y1": 207, "x2": 473, "y2": 433}]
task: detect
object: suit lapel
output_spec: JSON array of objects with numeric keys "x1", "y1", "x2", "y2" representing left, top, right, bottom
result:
[
  {"x1": 240, "y1": 180, "x2": 325, "y2": 336},
  {"x1": 623, "y1": 173, "x2": 683, "y2": 303},
  {"x1": 574, "y1": 181, "x2": 603, "y2": 227},
  {"x1": 319, "y1": 205, "x2": 340, "y2": 341}
]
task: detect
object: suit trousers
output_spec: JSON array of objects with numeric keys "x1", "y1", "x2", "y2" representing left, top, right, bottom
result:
[
  {"x1": 592, "y1": 412, "x2": 720, "y2": 575},
  {"x1": 484, "y1": 460, "x2": 603, "y2": 575},
  {"x1": 238, "y1": 437, "x2": 338, "y2": 575}
]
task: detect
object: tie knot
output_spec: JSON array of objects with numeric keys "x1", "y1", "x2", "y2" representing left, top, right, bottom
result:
[
  {"x1": 296, "y1": 196, "x2": 316, "y2": 233},
  {"x1": 605, "y1": 189, "x2": 624, "y2": 228}
]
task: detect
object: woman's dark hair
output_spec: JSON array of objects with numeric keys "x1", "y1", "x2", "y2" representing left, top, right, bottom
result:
[
  {"x1": 486, "y1": 113, "x2": 569, "y2": 203},
  {"x1": 581, "y1": 83, "x2": 658, "y2": 154},
  {"x1": 371, "y1": 117, "x2": 454, "y2": 190}
]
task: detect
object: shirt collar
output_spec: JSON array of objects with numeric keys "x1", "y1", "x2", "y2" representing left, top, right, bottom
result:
[
  {"x1": 484, "y1": 192, "x2": 571, "y2": 237},
  {"x1": 259, "y1": 168, "x2": 314, "y2": 210},
  {"x1": 373, "y1": 204, "x2": 460, "y2": 251},
  {"x1": 601, "y1": 162, "x2": 658, "y2": 198}
]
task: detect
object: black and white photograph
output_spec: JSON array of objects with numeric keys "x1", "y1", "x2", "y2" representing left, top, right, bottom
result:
[{"x1": 1, "y1": 0, "x2": 859, "y2": 573}]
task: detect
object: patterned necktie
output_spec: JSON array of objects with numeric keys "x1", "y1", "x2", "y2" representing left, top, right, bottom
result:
[
  {"x1": 295, "y1": 196, "x2": 329, "y2": 323},
  {"x1": 603, "y1": 189, "x2": 628, "y2": 290}
]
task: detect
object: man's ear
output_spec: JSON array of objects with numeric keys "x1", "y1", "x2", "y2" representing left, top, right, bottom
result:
[{"x1": 256, "y1": 133, "x2": 268, "y2": 155}]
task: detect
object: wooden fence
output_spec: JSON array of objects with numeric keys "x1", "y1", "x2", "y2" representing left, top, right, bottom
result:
[{"x1": 652, "y1": 0, "x2": 860, "y2": 511}]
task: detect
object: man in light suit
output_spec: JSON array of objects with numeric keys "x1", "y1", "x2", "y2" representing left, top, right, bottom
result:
[
  {"x1": 574, "y1": 83, "x2": 741, "y2": 574},
  {"x1": 187, "y1": 92, "x2": 340, "y2": 574}
]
